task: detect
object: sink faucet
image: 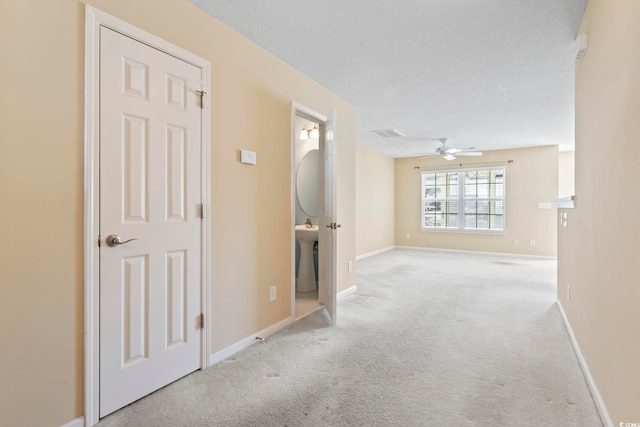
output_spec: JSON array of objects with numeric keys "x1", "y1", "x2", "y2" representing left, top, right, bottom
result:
[{"x1": 305, "y1": 218, "x2": 313, "y2": 228}]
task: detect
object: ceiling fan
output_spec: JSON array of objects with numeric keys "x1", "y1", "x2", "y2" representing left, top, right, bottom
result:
[{"x1": 416, "y1": 138, "x2": 483, "y2": 161}]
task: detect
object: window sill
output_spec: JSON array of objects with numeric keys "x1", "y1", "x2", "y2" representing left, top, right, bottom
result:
[{"x1": 420, "y1": 227, "x2": 506, "y2": 235}]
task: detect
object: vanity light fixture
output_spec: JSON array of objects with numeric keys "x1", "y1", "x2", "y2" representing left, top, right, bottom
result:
[
  {"x1": 309, "y1": 123, "x2": 319, "y2": 139},
  {"x1": 299, "y1": 125, "x2": 310, "y2": 140},
  {"x1": 299, "y1": 123, "x2": 319, "y2": 140}
]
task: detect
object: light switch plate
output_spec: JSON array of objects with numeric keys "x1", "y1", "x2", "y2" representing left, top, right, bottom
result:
[
  {"x1": 537, "y1": 202, "x2": 552, "y2": 209},
  {"x1": 240, "y1": 150, "x2": 257, "y2": 165}
]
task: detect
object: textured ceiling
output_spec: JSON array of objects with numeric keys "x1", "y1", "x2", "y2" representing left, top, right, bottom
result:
[{"x1": 190, "y1": 0, "x2": 586, "y2": 157}]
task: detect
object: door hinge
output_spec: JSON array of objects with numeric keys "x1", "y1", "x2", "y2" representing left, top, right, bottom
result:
[
  {"x1": 198, "y1": 313, "x2": 205, "y2": 329},
  {"x1": 200, "y1": 203, "x2": 205, "y2": 219},
  {"x1": 196, "y1": 90, "x2": 206, "y2": 109}
]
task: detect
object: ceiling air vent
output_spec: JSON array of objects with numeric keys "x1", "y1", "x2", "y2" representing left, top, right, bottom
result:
[{"x1": 371, "y1": 129, "x2": 405, "y2": 138}]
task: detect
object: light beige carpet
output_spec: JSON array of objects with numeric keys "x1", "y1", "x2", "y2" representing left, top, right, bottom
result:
[{"x1": 98, "y1": 248, "x2": 602, "y2": 426}]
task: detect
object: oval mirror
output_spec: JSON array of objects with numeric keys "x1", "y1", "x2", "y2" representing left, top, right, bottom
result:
[{"x1": 296, "y1": 149, "x2": 320, "y2": 217}]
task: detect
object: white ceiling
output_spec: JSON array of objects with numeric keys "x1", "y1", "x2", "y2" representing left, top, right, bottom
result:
[{"x1": 190, "y1": 0, "x2": 586, "y2": 157}]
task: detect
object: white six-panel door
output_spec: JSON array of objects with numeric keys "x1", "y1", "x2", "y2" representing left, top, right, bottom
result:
[{"x1": 99, "y1": 26, "x2": 202, "y2": 417}]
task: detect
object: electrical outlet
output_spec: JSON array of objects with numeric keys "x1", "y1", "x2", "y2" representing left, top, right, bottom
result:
[
  {"x1": 529, "y1": 240, "x2": 536, "y2": 247},
  {"x1": 405, "y1": 233, "x2": 410, "y2": 239},
  {"x1": 513, "y1": 239, "x2": 519, "y2": 245},
  {"x1": 269, "y1": 286, "x2": 276, "y2": 302},
  {"x1": 567, "y1": 285, "x2": 571, "y2": 301},
  {"x1": 348, "y1": 261, "x2": 353, "y2": 273}
]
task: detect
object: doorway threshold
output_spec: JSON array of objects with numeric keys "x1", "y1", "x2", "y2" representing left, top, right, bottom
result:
[{"x1": 295, "y1": 290, "x2": 323, "y2": 321}]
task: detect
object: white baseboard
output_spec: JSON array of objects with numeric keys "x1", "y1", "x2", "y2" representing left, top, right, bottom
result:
[
  {"x1": 208, "y1": 316, "x2": 294, "y2": 366},
  {"x1": 337, "y1": 285, "x2": 357, "y2": 300},
  {"x1": 394, "y1": 245, "x2": 557, "y2": 260},
  {"x1": 556, "y1": 300, "x2": 613, "y2": 427},
  {"x1": 210, "y1": 285, "x2": 358, "y2": 367},
  {"x1": 60, "y1": 416, "x2": 84, "y2": 427},
  {"x1": 355, "y1": 246, "x2": 395, "y2": 261}
]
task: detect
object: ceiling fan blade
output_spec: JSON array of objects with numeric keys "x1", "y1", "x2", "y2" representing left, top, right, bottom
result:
[
  {"x1": 455, "y1": 151, "x2": 483, "y2": 156},
  {"x1": 445, "y1": 146, "x2": 477, "y2": 153},
  {"x1": 444, "y1": 148, "x2": 462, "y2": 154}
]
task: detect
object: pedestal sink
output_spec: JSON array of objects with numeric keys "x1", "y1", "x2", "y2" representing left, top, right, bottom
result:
[{"x1": 295, "y1": 225, "x2": 318, "y2": 293}]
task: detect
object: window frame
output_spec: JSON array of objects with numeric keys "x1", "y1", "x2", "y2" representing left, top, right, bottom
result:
[{"x1": 420, "y1": 167, "x2": 506, "y2": 233}]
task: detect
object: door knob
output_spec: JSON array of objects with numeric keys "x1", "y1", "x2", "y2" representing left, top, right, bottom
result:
[
  {"x1": 325, "y1": 223, "x2": 342, "y2": 230},
  {"x1": 105, "y1": 234, "x2": 138, "y2": 247}
]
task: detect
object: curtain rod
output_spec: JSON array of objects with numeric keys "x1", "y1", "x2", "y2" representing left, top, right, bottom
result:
[{"x1": 414, "y1": 159, "x2": 514, "y2": 170}]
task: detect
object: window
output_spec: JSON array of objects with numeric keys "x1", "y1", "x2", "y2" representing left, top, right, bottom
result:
[{"x1": 421, "y1": 168, "x2": 505, "y2": 231}]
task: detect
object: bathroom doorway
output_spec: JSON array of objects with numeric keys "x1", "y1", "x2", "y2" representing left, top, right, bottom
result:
[
  {"x1": 290, "y1": 102, "x2": 338, "y2": 323},
  {"x1": 294, "y1": 114, "x2": 321, "y2": 319}
]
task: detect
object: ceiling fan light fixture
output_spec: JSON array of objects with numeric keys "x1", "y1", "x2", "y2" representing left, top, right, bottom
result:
[{"x1": 443, "y1": 154, "x2": 456, "y2": 161}]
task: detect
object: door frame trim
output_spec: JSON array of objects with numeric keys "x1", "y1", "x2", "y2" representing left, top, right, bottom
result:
[
  {"x1": 84, "y1": 7, "x2": 212, "y2": 425},
  {"x1": 290, "y1": 102, "x2": 330, "y2": 320}
]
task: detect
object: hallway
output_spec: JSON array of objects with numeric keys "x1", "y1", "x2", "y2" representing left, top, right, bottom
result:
[{"x1": 99, "y1": 249, "x2": 601, "y2": 426}]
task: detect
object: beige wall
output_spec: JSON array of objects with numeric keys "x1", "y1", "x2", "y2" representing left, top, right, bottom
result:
[
  {"x1": 395, "y1": 146, "x2": 558, "y2": 256},
  {"x1": 558, "y1": 150, "x2": 575, "y2": 197},
  {"x1": 0, "y1": 1, "x2": 356, "y2": 426},
  {"x1": 355, "y1": 144, "x2": 395, "y2": 257},
  {"x1": 559, "y1": 0, "x2": 640, "y2": 423}
]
